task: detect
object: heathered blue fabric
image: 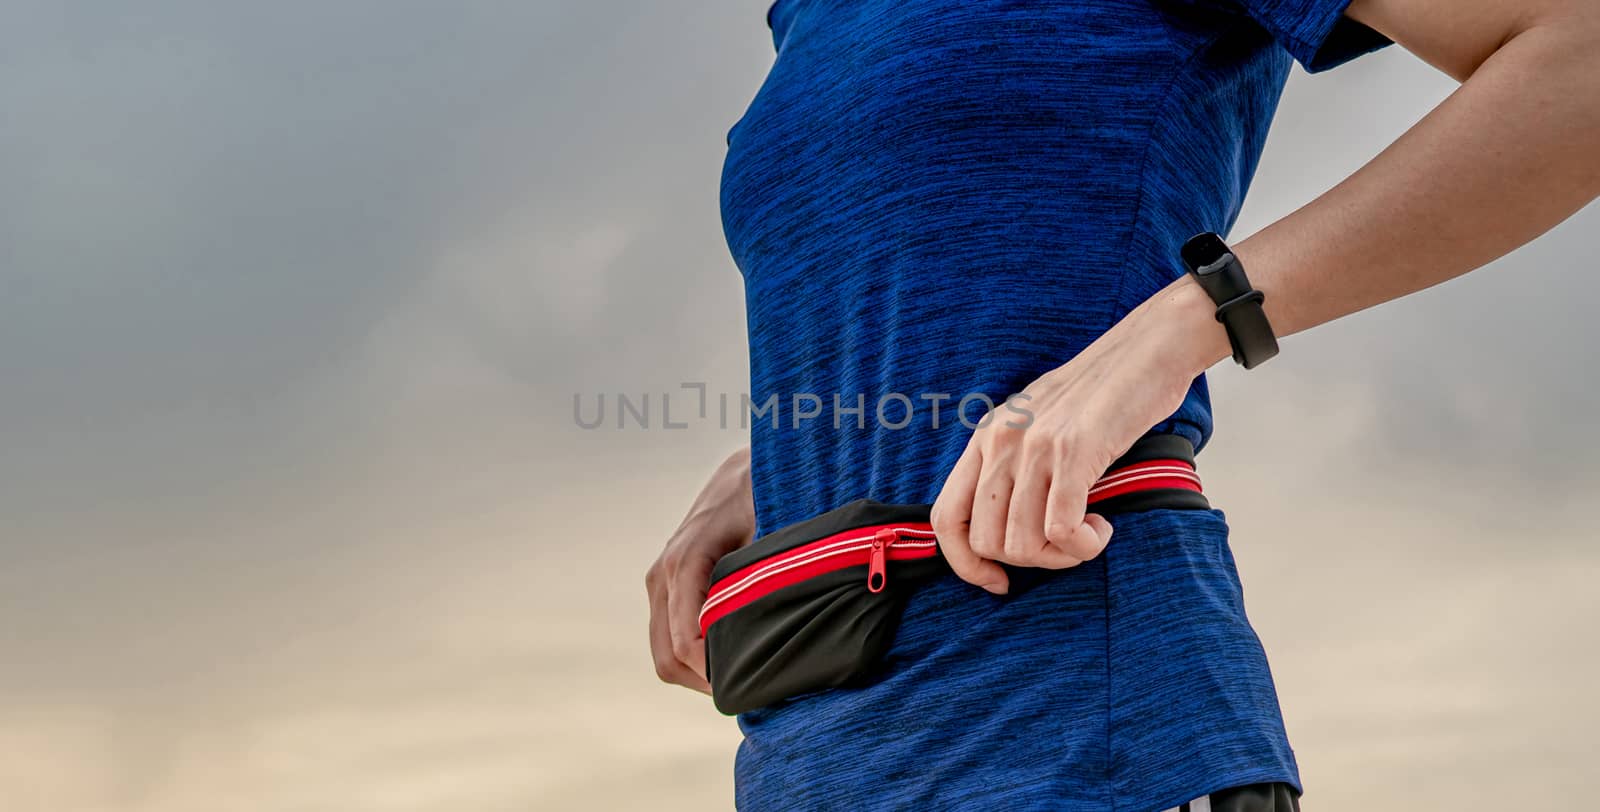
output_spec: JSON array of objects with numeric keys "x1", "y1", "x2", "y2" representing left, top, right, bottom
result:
[{"x1": 719, "y1": 1, "x2": 1388, "y2": 809}]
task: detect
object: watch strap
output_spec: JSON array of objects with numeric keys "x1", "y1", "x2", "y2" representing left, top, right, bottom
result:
[{"x1": 1180, "y1": 233, "x2": 1280, "y2": 370}]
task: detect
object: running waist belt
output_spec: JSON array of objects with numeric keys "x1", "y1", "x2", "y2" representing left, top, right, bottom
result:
[{"x1": 700, "y1": 432, "x2": 1209, "y2": 715}]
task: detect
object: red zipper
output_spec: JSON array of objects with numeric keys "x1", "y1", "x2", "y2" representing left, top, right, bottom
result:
[
  {"x1": 698, "y1": 522, "x2": 939, "y2": 634},
  {"x1": 867, "y1": 528, "x2": 894, "y2": 594},
  {"x1": 697, "y1": 457, "x2": 1202, "y2": 635}
]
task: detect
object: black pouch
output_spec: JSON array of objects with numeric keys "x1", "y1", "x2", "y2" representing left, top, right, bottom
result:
[
  {"x1": 699, "y1": 432, "x2": 1209, "y2": 716},
  {"x1": 700, "y1": 500, "x2": 946, "y2": 715}
]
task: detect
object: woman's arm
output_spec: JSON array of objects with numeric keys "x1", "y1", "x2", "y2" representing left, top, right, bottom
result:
[
  {"x1": 646, "y1": 446, "x2": 755, "y2": 691},
  {"x1": 1192, "y1": 0, "x2": 1600, "y2": 363},
  {"x1": 932, "y1": 0, "x2": 1600, "y2": 593}
]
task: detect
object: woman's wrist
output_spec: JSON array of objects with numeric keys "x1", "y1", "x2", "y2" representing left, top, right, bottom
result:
[{"x1": 1136, "y1": 274, "x2": 1235, "y2": 379}]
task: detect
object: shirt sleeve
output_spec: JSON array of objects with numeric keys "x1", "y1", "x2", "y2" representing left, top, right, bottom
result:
[{"x1": 1232, "y1": 0, "x2": 1393, "y2": 73}]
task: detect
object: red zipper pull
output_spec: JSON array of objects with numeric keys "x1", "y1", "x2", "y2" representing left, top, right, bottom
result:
[{"x1": 868, "y1": 528, "x2": 896, "y2": 593}]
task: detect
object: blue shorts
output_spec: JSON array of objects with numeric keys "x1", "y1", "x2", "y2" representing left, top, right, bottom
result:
[{"x1": 731, "y1": 508, "x2": 1299, "y2": 812}]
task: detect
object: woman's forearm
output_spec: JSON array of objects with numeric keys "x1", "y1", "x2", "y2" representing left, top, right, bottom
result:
[
  {"x1": 676, "y1": 445, "x2": 755, "y2": 542},
  {"x1": 1156, "y1": 3, "x2": 1600, "y2": 375}
]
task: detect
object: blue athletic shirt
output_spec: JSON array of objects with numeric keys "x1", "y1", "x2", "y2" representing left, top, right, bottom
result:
[{"x1": 719, "y1": 1, "x2": 1388, "y2": 808}]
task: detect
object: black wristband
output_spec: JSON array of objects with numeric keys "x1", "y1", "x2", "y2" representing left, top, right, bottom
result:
[{"x1": 1179, "y1": 232, "x2": 1279, "y2": 370}]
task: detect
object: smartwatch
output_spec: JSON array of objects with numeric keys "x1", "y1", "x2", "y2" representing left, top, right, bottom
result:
[{"x1": 1179, "y1": 232, "x2": 1279, "y2": 370}]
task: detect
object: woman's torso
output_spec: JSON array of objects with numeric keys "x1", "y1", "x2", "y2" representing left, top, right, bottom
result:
[
  {"x1": 722, "y1": 0, "x2": 1292, "y2": 536},
  {"x1": 719, "y1": 3, "x2": 1315, "y2": 807}
]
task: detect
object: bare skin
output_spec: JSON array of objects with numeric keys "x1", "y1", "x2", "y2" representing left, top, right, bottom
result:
[
  {"x1": 648, "y1": 0, "x2": 1600, "y2": 688},
  {"x1": 646, "y1": 447, "x2": 753, "y2": 691}
]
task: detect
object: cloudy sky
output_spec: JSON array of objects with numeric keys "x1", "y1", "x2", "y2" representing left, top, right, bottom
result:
[{"x1": 1, "y1": 2, "x2": 1595, "y2": 810}]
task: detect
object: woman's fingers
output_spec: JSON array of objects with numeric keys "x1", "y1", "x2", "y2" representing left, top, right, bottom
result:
[
  {"x1": 665, "y1": 553, "x2": 714, "y2": 687},
  {"x1": 967, "y1": 464, "x2": 1014, "y2": 563},
  {"x1": 647, "y1": 569, "x2": 710, "y2": 693},
  {"x1": 1044, "y1": 466, "x2": 1113, "y2": 562},
  {"x1": 932, "y1": 444, "x2": 1010, "y2": 594},
  {"x1": 1004, "y1": 437, "x2": 1083, "y2": 568},
  {"x1": 940, "y1": 415, "x2": 1109, "y2": 578},
  {"x1": 646, "y1": 572, "x2": 710, "y2": 690}
]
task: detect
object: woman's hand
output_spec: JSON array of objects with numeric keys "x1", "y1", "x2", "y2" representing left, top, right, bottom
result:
[
  {"x1": 646, "y1": 446, "x2": 756, "y2": 693},
  {"x1": 931, "y1": 277, "x2": 1230, "y2": 594}
]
